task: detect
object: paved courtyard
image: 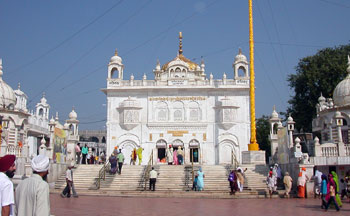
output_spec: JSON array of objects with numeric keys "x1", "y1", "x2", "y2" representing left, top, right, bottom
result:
[{"x1": 50, "y1": 194, "x2": 350, "y2": 216}]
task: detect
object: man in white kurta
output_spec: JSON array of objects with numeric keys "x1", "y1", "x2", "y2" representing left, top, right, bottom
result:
[{"x1": 15, "y1": 155, "x2": 50, "y2": 216}]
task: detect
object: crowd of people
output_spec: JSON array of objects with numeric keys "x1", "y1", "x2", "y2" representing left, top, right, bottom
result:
[
  {"x1": 165, "y1": 145, "x2": 184, "y2": 165},
  {"x1": 1, "y1": 154, "x2": 51, "y2": 216},
  {"x1": 75, "y1": 143, "x2": 106, "y2": 165},
  {"x1": 265, "y1": 164, "x2": 350, "y2": 212}
]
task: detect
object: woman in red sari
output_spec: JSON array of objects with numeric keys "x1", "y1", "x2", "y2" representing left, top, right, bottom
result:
[{"x1": 297, "y1": 167, "x2": 309, "y2": 198}]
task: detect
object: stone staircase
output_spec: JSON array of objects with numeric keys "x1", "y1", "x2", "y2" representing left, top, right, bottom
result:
[
  {"x1": 99, "y1": 165, "x2": 145, "y2": 191},
  {"x1": 54, "y1": 163, "x2": 269, "y2": 197},
  {"x1": 152, "y1": 165, "x2": 187, "y2": 191},
  {"x1": 55, "y1": 164, "x2": 103, "y2": 191}
]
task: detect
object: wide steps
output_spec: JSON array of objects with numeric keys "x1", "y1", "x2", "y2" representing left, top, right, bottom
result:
[{"x1": 54, "y1": 164, "x2": 269, "y2": 194}]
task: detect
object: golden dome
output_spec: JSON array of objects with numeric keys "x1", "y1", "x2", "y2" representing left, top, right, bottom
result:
[
  {"x1": 161, "y1": 54, "x2": 198, "y2": 71},
  {"x1": 161, "y1": 32, "x2": 198, "y2": 71}
]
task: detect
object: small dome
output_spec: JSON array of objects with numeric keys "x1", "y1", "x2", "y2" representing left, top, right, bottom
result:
[
  {"x1": 335, "y1": 111, "x2": 342, "y2": 118},
  {"x1": 271, "y1": 109, "x2": 279, "y2": 119},
  {"x1": 14, "y1": 83, "x2": 27, "y2": 97},
  {"x1": 63, "y1": 123, "x2": 70, "y2": 130},
  {"x1": 277, "y1": 121, "x2": 283, "y2": 129},
  {"x1": 161, "y1": 54, "x2": 198, "y2": 71},
  {"x1": 287, "y1": 115, "x2": 294, "y2": 123},
  {"x1": 234, "y1": 48, "x2": 248, "y2": 63},
  {"x1": 69, "y1": 108, "x2": 77, "y2": 120},
  {"x1": 40, "y1": 93, "x2": 47, "y2": 105},
  {"x1": 0, "y1": 59, "x2": 16, "y2": 109},
  {"x1": 155, "y1": 59, "x2": 161, "y2": 71},
  {"x1": 333, "y1": 55, "x2": 350, "y2": 106},
  {"x1": 49, "y1": 116, "x2": 55, "y2": 124},
  {"x1": 41, "y1": 137, "x2": 46, "y2": 145},
  {"x1": 318, "y1": 93, "x2": 326, "y2": 103},
  {"x1": 110, "y1": 49, "x2": 122, "y2": 64}
]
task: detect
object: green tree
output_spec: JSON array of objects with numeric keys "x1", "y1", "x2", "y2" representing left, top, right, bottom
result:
[
  {"x1": 256, "y1": 115, "x2": 271, "y2": 161},
  {"x1": 287, "y1": 44, "x2": 350, "y2": 132}
]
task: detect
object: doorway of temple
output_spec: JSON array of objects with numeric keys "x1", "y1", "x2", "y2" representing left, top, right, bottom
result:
[
  {"x1": 172, "y1": 139, "x2": 184, "y2": 165},
  {"x1": 189, "y1": 139, "x2": 200, "y2": 163},
  {"x1": 156, "y1": 139, "x2": 167, "y2": 163},
  {"x1": 190, "y1": 148, "x2": 199, "y2": 163}
]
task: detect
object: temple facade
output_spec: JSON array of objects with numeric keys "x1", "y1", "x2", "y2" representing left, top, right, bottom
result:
[{"x1": 102, "y1": 33, "x2": 252, "y2": 165}]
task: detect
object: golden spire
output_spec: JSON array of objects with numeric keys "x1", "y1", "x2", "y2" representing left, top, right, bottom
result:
[
  {"x1": 179, "y1": 32, "x2": 183, "y2": 55},
  {"x1": 239, "y1": 48, "x2": 242, "y2": 55},
  {"x1": 114, "y1": 49, "x2": 118, "y2": 56}
]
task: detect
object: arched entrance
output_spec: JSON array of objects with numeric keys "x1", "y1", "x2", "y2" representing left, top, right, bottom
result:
[
  {"x1": 119, "y1": 140, "x2": 138, "y2": 165},
  {"x1": 172, "y1": 139, "x2": 184, "y2": 164},
  {"x1": 219, "y1": 141, "x2": 239, "y2": 164},
  {"x1": 156, "y1": 139, "x2": 167, "y2": 163},
  {"x1": 189, "y1": 139, "x2": 200, "y2": 163}
]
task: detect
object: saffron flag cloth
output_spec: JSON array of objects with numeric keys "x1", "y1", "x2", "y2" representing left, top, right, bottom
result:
[{"x1": 53, "y1": 127, "x2": 67, "y2": 163}]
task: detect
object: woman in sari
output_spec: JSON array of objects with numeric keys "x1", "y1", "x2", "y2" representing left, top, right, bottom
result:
[
  {"x1": 173, "y1": 149, "x2": 178, "y2": 165},
  {"x1": 136, "y1": 147, "x2": 143, "y2": 165},
  {"x1": 297, "y1": 168, "x2": 309, "y2": 198},
  {"x1": 228, "y1": 170, "x2": 238, "y2": 195},
  {"x1": 197, "y1": 167, "x2": 205, "y2": 191},
  {"x1": 331, "y1": 171, "x2": 342, "y2": 207},
  {"x1": 321, "y1": 174, "x2": 328, "y2": 209},
  {"x1": 109, "y1": 153, "x2": 118, "y2": 174}
]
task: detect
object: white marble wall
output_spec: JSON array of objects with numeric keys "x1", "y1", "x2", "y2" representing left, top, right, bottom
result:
[{"x1": 106, "y1": 86, "x2": 250, "y2": 165}]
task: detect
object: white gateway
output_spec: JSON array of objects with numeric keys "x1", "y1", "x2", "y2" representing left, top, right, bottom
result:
[{"x1": 102, "y1": 33, "x2": 251, "y2": 165}]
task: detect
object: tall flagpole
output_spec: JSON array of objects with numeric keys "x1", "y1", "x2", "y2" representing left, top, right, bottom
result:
[{"x1": 248, "y1": 0, "x2": 259, "y2": 151}]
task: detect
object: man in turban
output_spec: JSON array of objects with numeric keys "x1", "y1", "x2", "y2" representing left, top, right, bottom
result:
[
  {"x1": 0, "y1": 155, "x2": 16, "y2": 216},
  {"x1": 15, "y1": 155, "x2": 50, "y2": 216}
]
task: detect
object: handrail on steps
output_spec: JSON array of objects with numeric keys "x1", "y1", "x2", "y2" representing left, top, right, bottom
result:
[
  {"x1": 144, "y1": 149, "x2": 153, "y2": 190},
  {"x1": 96, "y1": 160, "x2": 110, "y2": 189},
  {"x1": 232, "y1": 150, "x2": 239, "y2": 169}
]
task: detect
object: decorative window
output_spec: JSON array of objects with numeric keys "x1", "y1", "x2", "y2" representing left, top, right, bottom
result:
[
  {"x1": 223, "y1": 109, "x2": 234, "y2": 122},
  {"x1": 174, "y1": 110, "x2": 182, "y2": 121},
  {"x1": 190, "y1": 110, "x2": 198, "y2": 121},
  {"x1": 39, "y1": 108, "x2": 44, "y2": 116},
  {"x1": 158, "y1": 109, "x2": 167, "y2": 121}
]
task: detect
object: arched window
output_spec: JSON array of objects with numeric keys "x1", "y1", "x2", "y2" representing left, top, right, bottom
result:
[
  {"x1": 157, "y1": 102, "x2": 168, "y2": 121},
  {"x1": 190, "y1": 110, "x2": 198, "y2": 121},
  {"x1": 238, "y1": 66, "x2": 246, "y2": 77},
  {"x1": 39, "y1": 108, "x2": 44, "y2": 116},
  {"x1": 111, "y1": 68, "x2": 119, "y2": 79},
  {"x1": 158, "y1": 110, "x2": 167, "y2": 121},
  {"x1": 174, "y1": 110, "x2": 182, "y2": 121}
]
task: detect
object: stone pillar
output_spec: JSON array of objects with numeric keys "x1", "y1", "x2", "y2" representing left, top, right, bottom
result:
[
  {"x1": 0, "y1": 131, "x2": 8, "y2": 157},
  {"x1": 222, "y1": 73, "x2": 227, "y2": 85},
  {"x1": 314, "y1": 137, "x2": 321, "y2": 157},
  {"x1": 22, "y1": 137, "x2": 29, "y2": 160},
  {"x1": 328, "y1": 123, "x2": 333, "y2": 142}
]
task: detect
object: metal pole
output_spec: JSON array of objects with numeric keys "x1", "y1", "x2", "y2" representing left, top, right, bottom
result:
[{"x1": 191, "y1": 149, "x2": 194, "y2": 185}]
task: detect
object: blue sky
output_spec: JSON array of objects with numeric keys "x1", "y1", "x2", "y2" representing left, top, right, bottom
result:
[{"x1": 0, "y1": 0, "x2": 349, "y2": 130}]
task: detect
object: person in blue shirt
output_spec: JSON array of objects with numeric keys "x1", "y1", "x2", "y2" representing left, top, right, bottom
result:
[{"x1": 321, "y1": 174, "x2": 328, "y2": 209}]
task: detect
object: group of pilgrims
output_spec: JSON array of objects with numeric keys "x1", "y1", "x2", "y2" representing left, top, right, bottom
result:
[
  {"x1": 265, "y1": 164, "x2": 350, "y2": 212},
  {"x1": 228, "y1": 167, "x2": 247, "y2": 195}
]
